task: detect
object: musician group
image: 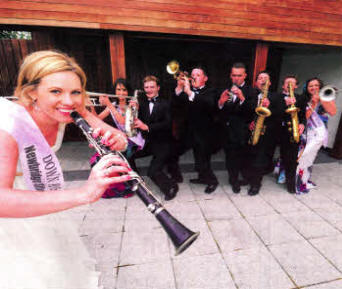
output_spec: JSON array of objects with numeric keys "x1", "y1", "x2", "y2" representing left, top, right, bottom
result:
[
  {"x1": 0, "y1": 50, "x2": 338, "y2": 287},
  {"x1": 91, "y1": 61, "x2": 337, "y2": 201}
]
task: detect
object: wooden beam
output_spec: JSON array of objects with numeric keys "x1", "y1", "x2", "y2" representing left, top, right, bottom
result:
[
  {"x1": 109, "y1": 32, "x2": 126, "y2": 85},
  {"x1": 252, "y1": 42, "x2": 269, "y2": 86}
]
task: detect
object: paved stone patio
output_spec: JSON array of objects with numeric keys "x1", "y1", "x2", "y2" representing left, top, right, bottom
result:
[{"x1": 59, "y1": 142, "x2": 342, "y2": 289}]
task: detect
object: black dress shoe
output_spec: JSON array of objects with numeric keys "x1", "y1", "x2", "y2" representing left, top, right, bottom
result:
[
  {"x1": 190, "y1": 178, "x2": 207, "y2": 185},
  {"x1": 287, "y1": 184, "x2": 296, "y2": 194},
  {"x1": 287, "y1": 188, "x2": 296, "y2": 194},
  {"x1": 248, "y1": 186, "x2": 260, "y2": 196},
  {"x1": 164, "y1": 183, "x2": 179, "y2": 201},
  {"x1": 232, "y1": 183, "x2": 241, "y2": 194},
  {"x1": 204, "y1": 183, "x2": 217, "y2": 194}
]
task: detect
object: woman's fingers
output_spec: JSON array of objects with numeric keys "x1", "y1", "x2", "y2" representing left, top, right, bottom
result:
[
  {"x1": 94, "y1": 154, "x2": 129, "y2": 170},
  {"x1": 91, "y1": 128, "x2": 128, "y2": 152}
]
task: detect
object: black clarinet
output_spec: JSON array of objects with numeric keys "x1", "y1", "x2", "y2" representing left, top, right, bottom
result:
[{"x1": 71, "y1": 111, "x2": 199, "y2": 255}]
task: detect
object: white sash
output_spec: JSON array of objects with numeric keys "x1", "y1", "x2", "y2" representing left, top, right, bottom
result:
[
  {"x1": 308, "y1": 109, "x2": 329, "y2": 147},
  {"x1": 0, "y1": 99, "x2": 64, "y2": 191}
]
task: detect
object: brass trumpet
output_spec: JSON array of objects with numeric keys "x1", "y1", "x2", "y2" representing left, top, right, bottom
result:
[
  {"x1": 286, "y1": 83, "x2": 300, "y2": 143},
  {"x1": 166, "y1": 60, "x2": 193, "y2": 81}
]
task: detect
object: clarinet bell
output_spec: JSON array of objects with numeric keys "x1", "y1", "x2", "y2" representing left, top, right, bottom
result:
[{"x1": 155, "y1": 210, "x2": 200, "y2": 255}]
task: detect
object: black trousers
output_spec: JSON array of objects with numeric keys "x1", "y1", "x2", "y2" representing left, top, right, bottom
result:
[
  {"x1": 167, "y1": 129, "x2": 218, "y2": 186},
  {"x1": 129, "y1": 141, "x2": 174, "y2": 194},
  {"x1": 243, "y1": 138, "x2": 277, "y2": 188},
  {"x1": 279, "y1": 133, "x2": 299, "y2": 191}
]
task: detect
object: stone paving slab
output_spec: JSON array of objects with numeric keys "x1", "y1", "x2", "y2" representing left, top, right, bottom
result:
[
  {"x1": 173, "y1": 254, "x2": 236, "y2": 289},
  {"x1": 222, "y1": 246, "x2": 295, "y2": 289},
  {"x1": 247, "y1": 214, "x2": 304, "y2": 245},
  {"x1": 60, "y1": 142, "x2": 342, "y2": 289},
  {"x1": 269, "y1": 240, "x2": 341, "y2": 287}
]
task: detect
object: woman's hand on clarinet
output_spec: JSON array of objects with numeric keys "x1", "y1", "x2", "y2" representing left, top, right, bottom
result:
[
  {"x1": 92, "y1": 128, "x2": 128, "y2": 152},
  {"x1": 83, "y1": 154, "x2": 132, "y2": 203}
]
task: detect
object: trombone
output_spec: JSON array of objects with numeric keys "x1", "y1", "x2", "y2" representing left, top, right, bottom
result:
[{"x1": 86, "y1": 91, "x2": 138, "y2": 107}]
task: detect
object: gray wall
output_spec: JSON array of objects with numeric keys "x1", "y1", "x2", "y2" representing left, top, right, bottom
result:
[{"x1": 278, "y1": 47, "x2": 342, "y2": 148}]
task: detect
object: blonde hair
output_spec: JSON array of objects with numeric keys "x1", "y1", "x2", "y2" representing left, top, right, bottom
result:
[
  {"x1": 143, "y1": 75, "x2": 159, "y2": 86},
  {"x1": 14, "y1": 50, "x2": 87, "y2": 105}
]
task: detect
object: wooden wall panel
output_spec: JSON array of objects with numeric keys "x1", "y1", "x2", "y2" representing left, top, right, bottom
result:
[
  {"x1": 0, "y1": 0, "x2": 342, "y2": 46},
  {"x1": 109, "y1": 33, "x2": 126, "y2": 83},
  {"x1": 252, "y1": 42, "x2": 269, "y2": 86}
]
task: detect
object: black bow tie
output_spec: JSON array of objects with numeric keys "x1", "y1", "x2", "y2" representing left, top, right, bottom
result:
[
  {"x1": 193, "y1": 88, "x2": 202, "y2": 94},
  {"x1": 148, "y1": 97, "x2": 157, "y2": 103}
]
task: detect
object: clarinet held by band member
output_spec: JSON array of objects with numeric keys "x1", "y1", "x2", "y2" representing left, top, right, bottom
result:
[{"x1": 71, "y1": 111, "x2": 199, "y2": 255}]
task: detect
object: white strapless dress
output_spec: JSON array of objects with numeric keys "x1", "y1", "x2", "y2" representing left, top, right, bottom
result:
[{"x1": 0, "y1": 124, "x2": 101, "y2": 289}]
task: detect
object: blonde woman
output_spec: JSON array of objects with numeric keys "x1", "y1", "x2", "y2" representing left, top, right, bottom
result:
[{"x1": 0, "y1": 50, "x2": 131, "y2": 288}]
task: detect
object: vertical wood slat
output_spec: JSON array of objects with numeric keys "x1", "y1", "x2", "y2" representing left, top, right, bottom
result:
[
  {"x1": 252, "y1": 42, "x2": 269, "y2": 86},
  {"x1": 109, "y1": 32, "x2": 126, "y2": 84},
  {"x1": 32, "y1": 31, "x2": 54, "y2": 51},
  {"x1": 0, "y1": 39, "x2": 35, "y2": 96}
]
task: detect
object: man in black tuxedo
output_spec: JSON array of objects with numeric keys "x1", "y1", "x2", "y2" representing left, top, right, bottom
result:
[
  {"x1": 243, "y1": 71, "x2": 283, "y2": 195},
  {"x1": 131, "y1": 75, "x2": 178, "y2": 200},
  {"x1": 277, "y1": 75, "x2": 307, "y2": 194},
  {"x1": 218, "y1": 62, "x2": 258, "y2": 194},
  {"x1": 173, "y1": 65, "x2": 219, "y2": 194}
]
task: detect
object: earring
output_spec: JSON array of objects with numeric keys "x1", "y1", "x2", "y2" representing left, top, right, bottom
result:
[{"x1": 32, "y1": 98, "x2": 40, "y2": 111}]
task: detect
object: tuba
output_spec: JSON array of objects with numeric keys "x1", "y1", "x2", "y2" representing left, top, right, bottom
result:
[
  {"x1": 286, "y1": 83, "x2": 300, "y2": 143},
  {"x1": 124, "y1": 89, "x2": 141, "y2": 137},
  {"x1": 250, "y1": 79, "x2": 271, "y2": 145},
  {"x1": 71, "y1": 111, "x2": 199, "y2": 255}
]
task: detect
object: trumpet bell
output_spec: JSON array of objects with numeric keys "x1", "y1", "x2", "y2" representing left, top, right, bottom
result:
[
  {"x1": 319, "y1": 85, "x2": 337, "y2": 102},
  {"x1": 166, "y1": 60, "x2": 180, "y2": 75}
]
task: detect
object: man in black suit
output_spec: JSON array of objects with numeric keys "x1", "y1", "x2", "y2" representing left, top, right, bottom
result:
[
  {"x1": 131, "y1": 75, "x2": 178, "y2": 200},
  {"x1": 277, "y1": 75, "x2": 307, "y2": 194},
  {"x1": 173, "y1": 65, "x2": 219, "y2": 194},
  {"x1": 218, "y1": 62, "x2": 258, "y2": 194},
  {"x1": 243, "y1": 71, "x2": 283, "y2": 195}
]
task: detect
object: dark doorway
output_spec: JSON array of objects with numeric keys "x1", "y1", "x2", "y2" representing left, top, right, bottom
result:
[{"x1": 125, "y1": 33, "x2": 256, "y2": 98}]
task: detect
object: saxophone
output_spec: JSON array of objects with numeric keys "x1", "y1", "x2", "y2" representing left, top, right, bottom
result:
[
  {"x1": 124, "y1": 89, "x2": 141, "y2": 137},
  {"x1": 250, "y1": 79, "x2": 271, "y2": 145},
  {"x1": 285, "y1": 83, "x2": 300, "y2": 143}
]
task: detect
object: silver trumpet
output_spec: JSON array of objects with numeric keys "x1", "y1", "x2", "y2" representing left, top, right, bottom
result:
[
  {"x1": 86, "y1": 90, "x2": 142, "y2": 138},
  {"x1": 319, "y1": 85, "x2": 339, "y2": 102},
  {"x1": 124, "y1": 89, "x2": 141, "y2": 137},
  {"x1": 86, "y1": 91, "x2": 136, "y2": 107}
]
